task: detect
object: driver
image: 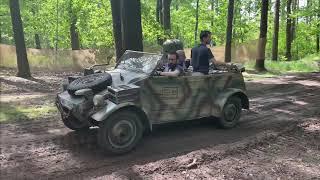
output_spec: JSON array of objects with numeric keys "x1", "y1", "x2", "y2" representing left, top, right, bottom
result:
[{"x1": 157, "y1": 52, "x2": 183, "y2": 77}]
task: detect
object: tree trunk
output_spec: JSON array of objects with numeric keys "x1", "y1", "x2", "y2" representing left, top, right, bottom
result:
[
  {"x1": 110, "y1": 0, "x2": 123, "y2": 61},
  {"x1": 291, "y1": 0, "x2": 297, "y2": 42},
  {"x1": 70, "y1": 20, "x2": 80, "y2": 50},
  {"x1": 162, "y1": 0, "x2": 171, "y2": 35},
  {"x1": 224, "y1": 0, "x2": 234, "y2": 63},
  {"x1": 255, "y1": 0, "x2": 268, "y2": 72},
  {"x1": 0, "y1": 27, "x2": 2, "y2": 43},
  {"x1": 156, "y1": 0, "x2": 160, "y2": 23},
  {"x1": 31, "y1": 7, "x2": 41, "y2": 49},
  {"x1": 317, "y1": 2, "x2": 320, "y2": 53},
  {"x1": 286, "y1": 0, "x2": 292, "y2": 61},
  {"x1": 194, "y1": 0, "x2": 200, "y2": 43},
  {"x1": 120, "y1": 0, "x2": 143, "y2": 52},
  {"x1": 69, "y1": 0, "x2": 80, "y2": 50},
  {"x1": 211, "y1": 0, "x2": 214, "y2": 27},
  {"x1": 272, "y1": 0, "x2": 280, "y2": 61},
  {"x1": 9, "y1": 0, "x2": 31, "y2": 78},
  {"x1": 159, "y1": 0, "x2": 164, "y2": 25},
  {"x1": 156, "y1": 0, "x2": 164, "y2": 45},
  {"x1": 34, "y1": 34, "x2": 41, "y2": 49}
]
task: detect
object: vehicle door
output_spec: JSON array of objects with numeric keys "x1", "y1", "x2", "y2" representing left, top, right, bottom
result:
[{"x1": 141, "y1": 75, "x2": 211, "y2": 124}]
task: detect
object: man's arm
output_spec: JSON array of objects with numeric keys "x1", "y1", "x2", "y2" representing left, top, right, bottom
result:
[
  {"x1": 208, "y1": 48, "x2": 224, "y2": 66},
  {"x1": 159, "y1": 69, "x2": 181, "y2": 77}
]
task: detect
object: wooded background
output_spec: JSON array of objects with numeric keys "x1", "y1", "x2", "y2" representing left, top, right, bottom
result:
[{"x1": 0, "y1": 0, "x2": 319, "y2": 76}]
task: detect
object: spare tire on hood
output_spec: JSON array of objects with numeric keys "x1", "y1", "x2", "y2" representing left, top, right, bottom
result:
[{"x1": 67, "y1": 73, "x2": 112, "y2": 95}]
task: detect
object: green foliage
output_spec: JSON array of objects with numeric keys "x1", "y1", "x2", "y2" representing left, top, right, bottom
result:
[
  {"x1": 0, "y1": 103, "x2": 57, "y2": 123},
  {"x1": 245, "y1": 54, "x2": 320, "y2": 74},
  {"x1": 0, "y1": 0, "x2": 319, "y2": 60},
  {"x1": 0, "y1": 0, "x2": 13, "y2": 44}
]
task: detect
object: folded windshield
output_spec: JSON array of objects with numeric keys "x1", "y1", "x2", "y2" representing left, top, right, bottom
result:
[{"x1": 116, "y1": 51, "x2": 163, "y2": 74}]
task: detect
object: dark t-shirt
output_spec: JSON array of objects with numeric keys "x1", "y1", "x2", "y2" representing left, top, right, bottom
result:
[
  {"x1": 164, "y1": 64, "x2": 184, "y2": 76},
  {"x1": 191, "y1": 44, "x2": 214, "y2": 74}
]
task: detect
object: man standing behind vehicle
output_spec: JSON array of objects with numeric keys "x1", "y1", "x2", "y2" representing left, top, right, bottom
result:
[{"x1": 191, "y1": 30, "x2": 218, "y2": 75}]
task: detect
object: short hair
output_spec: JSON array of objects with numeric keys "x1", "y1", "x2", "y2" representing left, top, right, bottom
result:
[
  {"x1": 176, "y1": 50, "x2": 186, "y2": 59},
  {"x1": 200, "y1": 30, "x2": 211, "y2": 41},
  {"x1": 168, "y1": 52, "x2": 179, "y2": 60}
]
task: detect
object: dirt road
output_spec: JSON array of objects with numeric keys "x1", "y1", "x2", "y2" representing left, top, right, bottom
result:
[{"x1": 0, "y1": 69, "x2": 319, "y2": 179}]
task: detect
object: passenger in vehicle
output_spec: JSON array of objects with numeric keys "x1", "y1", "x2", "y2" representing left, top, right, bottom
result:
[
  {"x1": 157, "y1": 52, "x2": 183, "y2": 77},
  {"x1": 191, "y1": 30, "x2": 219, "y2": 75},
  {"x1": 176, "y1": 50, "x2": 190, "y2": 70}
]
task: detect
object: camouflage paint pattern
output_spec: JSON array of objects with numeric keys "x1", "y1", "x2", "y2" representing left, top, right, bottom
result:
[
  {"x1": 57, "y1": 51, "x2": 249, "y2": 131},
  {"x1": 90, "y1": 71, "x2": 248, "y2": 131}
]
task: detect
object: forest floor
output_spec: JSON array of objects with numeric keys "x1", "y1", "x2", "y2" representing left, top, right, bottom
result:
[{"x1": 0, "y1": 67, "x2": 319, "y2": 180}]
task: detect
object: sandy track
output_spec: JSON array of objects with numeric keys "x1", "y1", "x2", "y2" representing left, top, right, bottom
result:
[{"x1": 0, "y1": 71, "x2": 319, "y2": 179}]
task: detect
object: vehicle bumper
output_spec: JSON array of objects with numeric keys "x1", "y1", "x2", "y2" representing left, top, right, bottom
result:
[{"x1": 55, "y1": 91, "x2": 93, "y2": 122}]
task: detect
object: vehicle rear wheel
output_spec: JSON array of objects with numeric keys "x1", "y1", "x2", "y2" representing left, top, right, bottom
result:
[
  {"x1": 97, "y1": 110, "x2": 143, "y2": 154},
  {"x1": 61, "y1": 114, "x2": 89, "y2": 131},
  {"x1": 218, "y1": 96, "x2": 242, "y2": 129}
]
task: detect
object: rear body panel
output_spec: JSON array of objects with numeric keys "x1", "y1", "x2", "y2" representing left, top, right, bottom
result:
[
  {"x1": 141, "y1": 72, "x2": 247, "y2": 124},
  {"x1": 90, "y1": 72, "x2": 248, "y2": 128}
]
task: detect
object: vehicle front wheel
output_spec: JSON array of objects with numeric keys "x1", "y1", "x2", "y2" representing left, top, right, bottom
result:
[
  {"x1": 218, "y1": 96, "x2": 242, "y2": 129},
  {"x1": 97, "y1": 110, "x2": 143, "y2": 154},
  {"x1": 61, "y1": 114, "x2": 90, "y2": 131}
]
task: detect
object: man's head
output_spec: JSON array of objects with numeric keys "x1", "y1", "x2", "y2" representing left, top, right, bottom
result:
[
  {"x1": 168, "y1": 52, "x2": 179, "y2": 65},
  {"x1": 176, "y1": 50, "x2": 186, "y2": 61},
  {"x1": 200, "y1": 30, "x2": 212, "y2": 44}
]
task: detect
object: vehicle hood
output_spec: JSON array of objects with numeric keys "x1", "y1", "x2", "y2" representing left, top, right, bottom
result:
[{"x1": 107, "y1": 68, "x2": 148, "y2": 87}]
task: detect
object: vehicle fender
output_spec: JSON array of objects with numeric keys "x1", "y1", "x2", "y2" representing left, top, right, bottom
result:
[
  {"x1": 91, "y1": 100, "x2": 152, "y2": 131},
  {"x1": 212, "y1": 88, "x2": 249, "y2": 117}
]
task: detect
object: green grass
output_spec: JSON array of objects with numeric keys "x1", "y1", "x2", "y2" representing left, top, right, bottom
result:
[
  {"x1": 244, "y1": 54, "x2": 320, "y2": 80},
  {"x1": 0, "y1": 104, "x2": 57, "y2": 123}
]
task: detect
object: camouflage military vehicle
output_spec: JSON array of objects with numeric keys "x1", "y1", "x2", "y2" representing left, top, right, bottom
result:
[{"x1": 56, "y1": 50, "x2": 249, "y2": 154}]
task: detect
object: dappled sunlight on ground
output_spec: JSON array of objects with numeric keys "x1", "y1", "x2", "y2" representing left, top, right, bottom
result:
[{"x1": 0, "y1": 68, "x2": 319, "y2": 179}]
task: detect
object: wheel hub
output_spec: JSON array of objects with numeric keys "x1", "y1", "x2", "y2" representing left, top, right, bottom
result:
[
  {"x1": 224, "y1": 104, "x2": 237, "y2": 122},
  {"x1": 108, "y1": 120, "x2": 136, "y2": 148}
]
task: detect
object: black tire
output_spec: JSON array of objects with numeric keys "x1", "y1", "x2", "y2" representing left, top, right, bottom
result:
[
  {"x1": 97, "y1": 110, "x2": 143, "y2": 154},
  {"x1": 67, "y1": 73, "x2": 112, "y2": 94},
  {"x1": 218, "y1": 96, "x2": 242, "y2": 129},
  {"x1": 61, "y1": 114, "x2": 90, "y2": 131}
]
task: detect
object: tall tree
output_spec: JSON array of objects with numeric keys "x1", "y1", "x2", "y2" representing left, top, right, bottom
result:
[
  {"x1": 286, "y1": 0, "x2": 292, "y2": 61},
  {"x1": 156, "y1": 0, "x2": 164, "y2": 45},
  {"x1": 272, "y1": 0, "x2": 280, "y2": 61},
  {"x1": 162, "y1": 0, "x2": 172, "y2": 35},
  {"x1": 156, "y1": 0, "x2": 161, "y2": 23},
  {"x1": 211, "y1": 0, "x2": 214, "y2": 27},
  {"x1": 69, "y1": 0, "x2": 80, "y2": 50},
  {"x1": 255, "y1": 0, "x2": 268, "y2": 71},
  {"x1": 9, "y1": 0, "x2": 31, "y2": 78},
  {"x1": 31, "y1": 7, "x2": 41, "y2": 49},
  {"x1": 110, "y1": 0, "x2": 123, "y2": 61},
  {"x1": 194, "y1": 0, "x2": 200, "y2": 43},
  {"x1": 225, "y1": 0, "x2": 235, "y2": 62},
  {"x1": 0, "y1": 25, "x2": 2, "y2": 43},
  {"x1": 120, "y1": 0, "x2": 143, "y2": 51},
  {"x1": 317, "y1": 1, "x2": 320, "y2": 53},
  {"x1": 291, "y1": 0, "x2": 297, "y2": 41},
  {"x1": 34, "y1": 34, "x2": 41, "y2": 49}
]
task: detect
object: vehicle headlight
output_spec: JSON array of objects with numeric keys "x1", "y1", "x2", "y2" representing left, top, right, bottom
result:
[{"x1": 93, "y1": 94, "x2": 106, "y2": 107}]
